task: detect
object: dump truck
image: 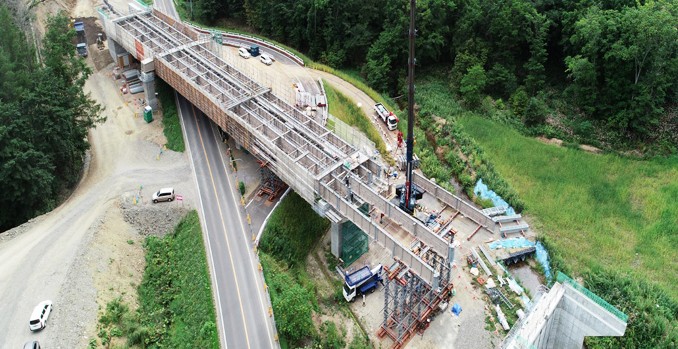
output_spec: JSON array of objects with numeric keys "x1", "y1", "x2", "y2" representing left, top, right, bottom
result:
[
  {"x1": 74, "y1": 21, "x2": 88, "y2": 57},
  {"x1": 374, "y1": 103, "x2": 398, "y2": 130},
  {"x1": 342, "y1": 264, "x2": 383, "y2": 302}
]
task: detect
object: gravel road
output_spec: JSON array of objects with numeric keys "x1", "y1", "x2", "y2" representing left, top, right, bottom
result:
[{"x1": 0, "y1": 62, "x2": 197, "y2": 347}]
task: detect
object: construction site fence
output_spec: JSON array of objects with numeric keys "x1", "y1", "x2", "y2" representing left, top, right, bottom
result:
[
  {"x1": 555, "y1": 272, "x2": 628, "y2": 322},
  {"x1": 187, "y1": 24, "x2": 305, "y2": 67},
  {"x1": 327, "y1": 114, "x2": 378, "y2": 157}
]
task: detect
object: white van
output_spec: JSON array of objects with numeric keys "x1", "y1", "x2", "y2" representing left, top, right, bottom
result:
[
  {"x1": 238, "y1": 47, "x2": 251, "y2": 59},
  {"x1": 152, "y1": 188, "x2": 175, "y2": 203},
  {"x1": 29, "y1": 300, "x2": 53, "y2": 331}
]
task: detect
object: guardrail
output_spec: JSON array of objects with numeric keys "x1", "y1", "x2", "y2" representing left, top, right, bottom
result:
[
  {"x1": 187, "y1": 23, "x2": 305, "y2": 67},
  {"x1": 555, "y1": 272, "x2": 628, "y2": 322}
]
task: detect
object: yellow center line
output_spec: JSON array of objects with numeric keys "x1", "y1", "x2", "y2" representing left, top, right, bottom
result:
[{"x1": 192, "y1": 105, "x2": 251, "y2": 349}]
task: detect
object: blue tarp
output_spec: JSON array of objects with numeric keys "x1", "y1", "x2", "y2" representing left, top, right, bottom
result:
[
  {"x1": 474, "y1": 179, "x2": 516, "y2": 215},
  {"x1": 451, "y1": 303, "x2": 462, "y2": 316},
  {"x1": 489, "y1": 237, "x2": 535, "y2": 250},
  {"x1": 535, "y1": 242, "x2": 553, "y2": 283}
]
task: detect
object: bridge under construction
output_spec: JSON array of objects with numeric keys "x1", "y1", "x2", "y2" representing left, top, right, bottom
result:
[{"x1": 98, "y1": 4, "x2": 626, "y2": 348}]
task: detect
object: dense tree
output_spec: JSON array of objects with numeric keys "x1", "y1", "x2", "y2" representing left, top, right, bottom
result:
[
  {"x1": 565, "y1": 1, "x2": 677, "y2": 138},
  {"x1": 0, "y1": 8, "x2": 104, "y2": 230}
]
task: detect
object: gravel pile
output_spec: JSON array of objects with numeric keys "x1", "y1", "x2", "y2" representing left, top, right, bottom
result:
[{"x1": 120, "y1": 201, "x2": 189, "y2": 237}]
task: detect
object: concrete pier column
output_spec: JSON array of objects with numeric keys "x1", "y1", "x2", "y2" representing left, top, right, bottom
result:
[
  {"x1": 140, "y1": 58, "x2": 158, "y2": 109},
  {"x1": 140, "y1": 71, "x2": 158, "y2": 109},
  {"x1": 330, "y1": 221, "x2": 343, "y2": 259}
]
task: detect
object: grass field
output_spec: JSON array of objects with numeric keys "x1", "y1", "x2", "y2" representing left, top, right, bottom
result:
[
  {"x1": 458, "y1": 115, "x2": 678, "y2": 299},
  {"x1": 157, "y1": 79, "x2": 185, "y2": 152},
  {"x1": 323, "y1": 81, "x2": 391, "y2": 161}
]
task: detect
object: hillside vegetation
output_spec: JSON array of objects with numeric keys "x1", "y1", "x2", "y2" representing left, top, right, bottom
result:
[
  {"x1": 459, "y1": 116, "x2": 678, "y2": 297},
  {"x1": 0, "y1": 8, "x2": 104, "y2": 231},
  {"x1": 259, "y1": 192, "x2": 370, "y2": 348},
  {"x1": 96, "y1": 211, "x2": 220, "y2": 348},
  {"x1": 458, "y1": 115, "x2": 678, "y2": 347}
]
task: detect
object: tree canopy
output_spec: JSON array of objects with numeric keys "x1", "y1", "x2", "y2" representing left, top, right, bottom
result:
[{"x1": 0, "y1": 8, "x2": 104, "y2": 231}]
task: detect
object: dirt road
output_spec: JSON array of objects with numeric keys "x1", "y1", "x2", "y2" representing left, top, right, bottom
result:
[{"x1": 0, "y1": 57, "x2": 197, "y2": 347}]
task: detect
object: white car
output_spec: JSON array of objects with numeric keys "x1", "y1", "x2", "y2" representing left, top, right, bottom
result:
[
  {"x1": 29, "y1": 300, "x2": 53, "y2": 331},
  {"x1": 259, "y1": 54, "x2": 273, "y2": 66},
  {"x1": 238, "y1": 47, "x2": 251, "y2": 59},
  {"x1": 152, "y1": 188, "x2": 175, "y2": 203}
]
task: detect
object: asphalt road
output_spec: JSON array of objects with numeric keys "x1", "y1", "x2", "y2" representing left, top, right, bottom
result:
[{"x1": 177, "y1": 94, "x2": 277, "y2": 349}]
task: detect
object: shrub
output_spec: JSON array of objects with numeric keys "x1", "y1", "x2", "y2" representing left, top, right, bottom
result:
[
  {"x1": 320, "y1": 321, "x2": 346, "y2": 349},
  {"x1": 238, "y1": 181, "x2": 246, "y2": 196},
  {"x1": 259, "y1": 192, "x2": 329, "y2": 266},
  {"x1": 510, "y1": 87, "x2": 529, "y2": 118},
  {"x1": 460, "y1": 64, "x2": 487, "y2": 108},
  {"x1": 523, "y1": 97, "x2": 548, "y2": 126}
]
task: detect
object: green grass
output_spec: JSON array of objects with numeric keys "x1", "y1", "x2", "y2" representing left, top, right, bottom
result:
[
  {"x1": 138, "y1": 211, "x2": 219, "y2": 348},
  {"x1": 323, "y1": 81, "x2": 392, "y2": 163},
  {"x1": 157, "y1": 79, "x2": 185, "y2": 152},
  {"x1": 259, "y1": 192, "x2": 329, "y2": 345},
  {"x1": 96, "y1": 211, "x2": 219, "y2": 348},
  {"x1": 259, "y1": 192, "x2": 329, "y2": 266},
  {"x1": 458, "y1": 115, "x2": 678, "y2": 299}
]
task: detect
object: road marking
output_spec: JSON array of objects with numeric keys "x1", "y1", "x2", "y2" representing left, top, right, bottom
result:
[
  {"x1": 191, "y1": 105, "x2": 251, "y2": 348},
  {"x1": 177, "y1": 96, "x2": 228, "y2": 349},
  {"x1": 209, "y1": 124, "x2": 276, "y2": 348}
]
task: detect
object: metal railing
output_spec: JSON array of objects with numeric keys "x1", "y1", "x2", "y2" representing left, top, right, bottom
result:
[{"x1": 555, "y1": 272, "x2": 628, "y2": 322}]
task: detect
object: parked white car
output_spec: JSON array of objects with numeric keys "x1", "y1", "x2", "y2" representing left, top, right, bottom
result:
[
  {"x1": 259, "y1": 54, "x2": 273, "y2": 66},
  {"x1": 152, "y1": 188, "x2": 175, "y2": 203},
  {"x1": 29, "y1": 300, "x2": 53, "y2": 331},
  {"x1": 238, "y1": 47, "x2": 251, "y2": 59}
]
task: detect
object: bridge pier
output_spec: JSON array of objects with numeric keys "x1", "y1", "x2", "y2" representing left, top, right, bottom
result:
[
  {"x1": 140, "y1": 71, "x2": 158, "y2": 109},
  {"x1": 107, "y1": 38, "x2": 130, "y2": 68}
]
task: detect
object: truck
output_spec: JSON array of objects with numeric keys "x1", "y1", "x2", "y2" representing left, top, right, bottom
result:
[
  {"x1": 374, "y1": 103, "x2": 398, "y2": 130},
  {"x1": 247, "y1": 45, "x2": 260, "y2": 57},
  {"x1": 342, "y1": 264, "x2": 383, "y2": 302},
  {"x1": 74, "y1": 21, "x2": 88, "y2": 57}
]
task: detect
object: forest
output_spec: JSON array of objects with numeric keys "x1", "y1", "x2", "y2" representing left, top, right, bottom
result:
[
  {"x1": 0, "y1": 7, "x2": 104, "y2": 231},
  {"x1": 189, "y1": 0, "x2": 676, "y2": 151}
]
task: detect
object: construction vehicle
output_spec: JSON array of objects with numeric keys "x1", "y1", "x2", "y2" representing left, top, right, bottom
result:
[
  {"x1": 96, "y1": 33, "x2": 105, "y2": 50},
  {"x1": 74, "y1": 21, "x2": 88, "y2": 57},
  {"x1": 342, "y1": 264, "x2": 383, "y2": 302},
  {"x1": 247, "y1": 45, "x2": 260, "y2": 57},
  {"x1": 374, "y1": 103, "x2": 398, "y2": 130}
]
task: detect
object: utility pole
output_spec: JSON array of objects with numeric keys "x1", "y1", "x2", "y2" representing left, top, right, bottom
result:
[{"x1": 400, "y1": 0, "x2": 417, "y2": 214}]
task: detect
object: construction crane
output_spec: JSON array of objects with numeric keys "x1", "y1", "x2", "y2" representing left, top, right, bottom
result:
[{"x1": 399, "y1": 0, "x2": 419, "y2": 214}]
